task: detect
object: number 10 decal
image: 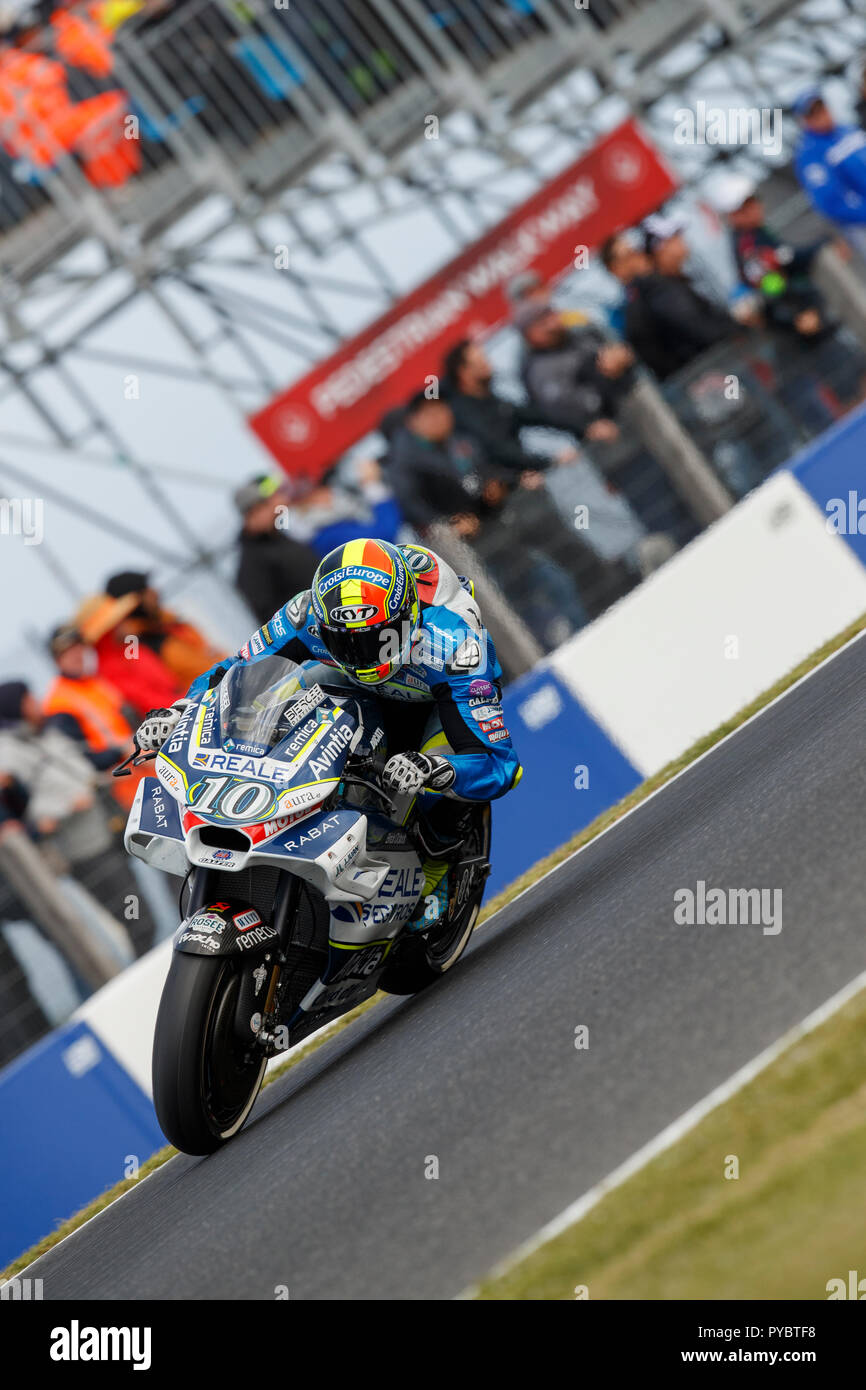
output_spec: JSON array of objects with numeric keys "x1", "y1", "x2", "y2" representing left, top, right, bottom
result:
[{"x1": 189, "y1": 776, "x2": 278, "y2": 822}]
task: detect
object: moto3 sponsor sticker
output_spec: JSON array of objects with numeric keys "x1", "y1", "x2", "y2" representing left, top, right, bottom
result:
[
  {"x1": 487, "y1": 728, "x2": 510, "y2": 743},
  {"x1": 451, "y1": 636, "x2": 482, "y2": 671},
  {"x1": 468, "y1": 678, "x2": 494, "y2": 701},
  {"x1": 281, "y1": 683, "x2": 325, "y2": 728},
  {"x1": 330, "y1": 603, "x2": 379, "y2": 623},
  {"x1": 233, "y1": 909, "x2": 262, "y2": 932},
  {"x1": 178, "y1": 930, "x2": 221, "y2": 951},
  {"x1": 319, "y1": 565, "x2": 390, "y2": 595},
  {"x1": 186, "y1": 912, "x2": 225, "y2": 934},
  {"x1": 402, "y1": 545, "x2": 435, "y2": 574},
  {"x1": 236, "y1": 923, "x2": 279, "y2": 951},
  {"x1": 380, "y1": 864, "x2": 424, "y2": 902},
  {"x1": 470, "y1": 704, "x2": 501, "y2": 722},
  {"x1": 308, "y1": 720, "x2": 354, "y2": 779}
]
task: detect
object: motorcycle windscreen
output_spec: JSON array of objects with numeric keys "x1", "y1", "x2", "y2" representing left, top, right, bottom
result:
[{"x1": 219, "y1": 654, "x2": 314, "y2": 755}]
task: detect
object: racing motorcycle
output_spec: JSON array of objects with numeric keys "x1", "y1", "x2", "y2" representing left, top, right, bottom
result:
[{"x1": 118, "y1": 655, "x2": 490, "y2": 1155}]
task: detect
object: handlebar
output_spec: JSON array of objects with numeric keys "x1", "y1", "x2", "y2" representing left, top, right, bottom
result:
[
  {"x1": 341, "y1": 750, "x2": 394, "y2": 810},
  {"x1": 112, "y1": 746, "x2": 157, "y2": 778}
]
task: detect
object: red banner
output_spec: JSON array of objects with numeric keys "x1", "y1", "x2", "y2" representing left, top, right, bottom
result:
[{"x1": 249, "y1": 120, "x2": 677, "y2": 479}]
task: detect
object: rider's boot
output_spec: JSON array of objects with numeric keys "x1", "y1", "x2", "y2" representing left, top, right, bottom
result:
[
  {"x1": 406, "y1": 857, "x2": 449, "y2": 931},
  {"x1": 406, "y1": 805, "x2": 470, "y2": 931}
]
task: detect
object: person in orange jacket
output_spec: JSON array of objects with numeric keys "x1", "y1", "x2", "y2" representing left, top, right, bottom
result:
[
  {"x1": 0, "y1": 21, "x2": 140, "y2": 185},
  {"x1": 103, "y1": 571, "x2": 225, "y2": 692},
  {"x1": 42, "y1": 623, "x2": 144, "y2": 810}
]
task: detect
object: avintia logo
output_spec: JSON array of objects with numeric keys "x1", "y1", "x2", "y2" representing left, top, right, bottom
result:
[
  {"x1": 826, "y1": 491, "x2": 866, "y2": 534},
  {"x1": 50, "y1": 1321, "x2": 151, "y2": 1369}
]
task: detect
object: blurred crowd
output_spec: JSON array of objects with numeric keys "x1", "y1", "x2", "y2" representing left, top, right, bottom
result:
[
  {"x1": 234, "y1": 76, "x2": 866, "y2": 652},
  {"x1": 0, "y1": 571, "x2": 225, "y2": 1062}
]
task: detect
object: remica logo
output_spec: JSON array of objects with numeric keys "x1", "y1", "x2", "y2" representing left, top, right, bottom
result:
[{"x1": 50, "y1": 1321, "x2": 152, "y2": 1370}]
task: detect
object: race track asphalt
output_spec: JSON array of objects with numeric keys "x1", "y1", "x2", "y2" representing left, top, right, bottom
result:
[{"x1": 26, "y1": 633, "x2": 866, "y2": 1299}]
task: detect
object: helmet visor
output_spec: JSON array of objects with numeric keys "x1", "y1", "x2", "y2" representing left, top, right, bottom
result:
[{"x1": 319, "y1": 616, "x2": 414, "y2": 677}]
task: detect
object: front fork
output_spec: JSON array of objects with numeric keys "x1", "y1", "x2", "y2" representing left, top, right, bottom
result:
[{"x1": 231, "y1": 871, "x2": 301, "y2": 1052}]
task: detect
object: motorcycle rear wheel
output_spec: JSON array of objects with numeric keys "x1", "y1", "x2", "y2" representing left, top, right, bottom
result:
[
  {"x1": 152, "y1": 952, "x2": 267, "y2": 1155},
  {"x1": 380, "y1": 804, "x2": 490, "y2": 996}
]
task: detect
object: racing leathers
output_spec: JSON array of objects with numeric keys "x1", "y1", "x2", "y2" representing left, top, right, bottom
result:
[{"x1": 184, "y1": 545, "x2": 521, "y2": 807}]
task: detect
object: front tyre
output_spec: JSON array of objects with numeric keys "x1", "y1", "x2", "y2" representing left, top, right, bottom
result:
[{"x1": 152, "y1": 952, "x2": 267, "y2": 1155}]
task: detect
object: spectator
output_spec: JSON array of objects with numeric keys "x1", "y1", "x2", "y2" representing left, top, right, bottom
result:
[
  {"x1": 42, "y1": 624, "x2": 143, "y2": 810},
  {"x1": 384, "y1": 392, "x2": 631, "y2": 641},
  {"x1": 74, "y1": 592, "x2": 182, "y2": 718},
  {"x1": 601, "y1": 229, "x2": 657, "y2": 344},
  {"x1": 506, "y1": 268, "x2": 547, "y2": 306},
  {"x1": 0, "y1": 681, "x2": 154, "y2": 956},
  {"x1": 443, "y1": 336, "x2": 574, "y2": 479},
  {"x1": 104, "y1": 570, "x2": 225, "y2": 690},
  {"x1": 234, "y1": 473, "x2": 319, "y2": 623},
  {"x1": 274, "y1": 457, "x2": 403, "y2": 558},
  {"x1": 793, "y1": 87, "x2": 866, "y2": 261},
  {"x1": 617, "y1": 215, "x2": 743, "y2": 380},
  {"x1": 710, "y1": 173, "x2": 831, "y2": 337},
  {"x1": 443, "y1": 337, "x2": 651, "y2": 615},
  {"x1": 382, "y1": 393, "x2": 490, "y2": 539},
  {"x1": 709, "y1": 172, "x2": 866, "y2": 427},
  {"x1": 514, "y1": 293, "x2": 695, "y2": 553},
  {"x1": 0, "y1": 913, "x2": 51, "y2": 1065},
  {"x1": 516, "y1": 299, "x2": 636, "y2": 436},
  {"x1": 506, "y1": 268, "x2": 595, "y2": 332}
]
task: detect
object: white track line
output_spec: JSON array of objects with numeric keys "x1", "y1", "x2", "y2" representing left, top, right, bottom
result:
[{"x1": 458, "y1": 965, "x2": 866, "y2": 1297}]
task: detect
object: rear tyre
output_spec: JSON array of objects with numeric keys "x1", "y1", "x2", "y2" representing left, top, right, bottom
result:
[
  {"x1": 380, "y1": 805, "x2": 490, "y2": 996},
  {"x1": 152, "y1": 951, "x2": 267, "y2": 1155}
]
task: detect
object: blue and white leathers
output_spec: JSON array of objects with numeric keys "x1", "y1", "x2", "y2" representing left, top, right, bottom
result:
[{"x1": 187, "y1": 546, "x2": 521, "y2": 803}]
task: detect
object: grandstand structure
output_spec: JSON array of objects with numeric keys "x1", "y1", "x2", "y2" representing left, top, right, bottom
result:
[{"x1": 0, "y1": 0, "x2": 864, "y2": 640}]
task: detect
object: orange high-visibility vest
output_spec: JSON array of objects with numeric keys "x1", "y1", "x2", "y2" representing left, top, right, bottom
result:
[
  {"x1": 43, "y1": 674, "x2": 146, "y2": 809},
  {"x1": 44, "y1": 674, "x2": 133, "y2": 750},
  {"x1": 0, "y1": 51, "x2": 72, "y2": 166},
  {"x1": 52, "y1": 8, "x2": 115, "y2": 77}
]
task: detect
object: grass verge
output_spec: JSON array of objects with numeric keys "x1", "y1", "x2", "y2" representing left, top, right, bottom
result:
[
  {"x1": 475, "y1": 985, "x2": 866, "y2": 1299},
  {"x1": 4, "y1": 609, "x2": 865, "y2": 1284}
]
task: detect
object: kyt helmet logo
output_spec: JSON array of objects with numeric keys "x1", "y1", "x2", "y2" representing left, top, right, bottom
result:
[{"x1": 330, "y1": 603, "x2": 379, "y2": 623}]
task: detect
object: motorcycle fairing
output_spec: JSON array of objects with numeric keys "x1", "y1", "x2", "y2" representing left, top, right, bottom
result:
[{"x1": 125, "y1": 775, "x2": 188, "y2": 875}]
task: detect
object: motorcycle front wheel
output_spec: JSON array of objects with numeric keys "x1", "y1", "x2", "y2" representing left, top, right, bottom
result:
[{"x1": 152, "y1": 952, "x2": 267, "y2": 1155}]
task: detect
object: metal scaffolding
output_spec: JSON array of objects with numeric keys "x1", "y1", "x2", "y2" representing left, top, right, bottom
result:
[{"x1": 1, "y1": 0, "x2": 865, "y2": 652}]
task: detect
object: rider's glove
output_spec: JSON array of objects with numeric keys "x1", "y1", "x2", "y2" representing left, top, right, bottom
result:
[
  {"x1": 135, "y1": 699, "x2": 193, "y2": 753},
  {"x1": 381, "y1": 750, "x2": 456, "y2": 795}
]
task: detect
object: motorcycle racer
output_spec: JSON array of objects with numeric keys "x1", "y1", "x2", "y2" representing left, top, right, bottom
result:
[{"x1": 135, "y1": 539, "x2": 521, "y2": 921}]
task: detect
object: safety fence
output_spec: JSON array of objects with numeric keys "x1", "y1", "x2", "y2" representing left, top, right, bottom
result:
[
  {"x1": 0, "y1": 0, "x2": 673, "y2": 272},
  {"x1": 442, "y1": 313, "x2": 866, "y2": 672},
  {"x1": 0, "y1": 787, "x2": 169, "y2": 1071}
]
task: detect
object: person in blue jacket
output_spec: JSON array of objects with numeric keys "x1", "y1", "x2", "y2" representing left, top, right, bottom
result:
[
  {"x1": 135, "y1": 539, "x2": 521, "y2": 922},
  {"x1": 793, "y1": 87, "x2": 866, "y2": 259}
]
